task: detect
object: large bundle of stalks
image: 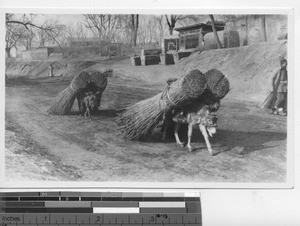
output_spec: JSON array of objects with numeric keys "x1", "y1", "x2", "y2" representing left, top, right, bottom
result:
[
  {"x1": 118, "y1": 69, "x2": 230, "y2": 140},
  {"x1": 118, "y1": 70, "x2": 207, "y2": 139},
  {"x1": 47, "y1": 70, "x2": 112, "y2": 115},
  {"x1": 199, "y1": 69, "x2": 230, "y2": 105}
]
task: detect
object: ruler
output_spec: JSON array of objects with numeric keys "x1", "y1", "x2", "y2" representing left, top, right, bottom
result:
[{"x1": 0, "y1": 192, "x2": 201, "y2": 226}]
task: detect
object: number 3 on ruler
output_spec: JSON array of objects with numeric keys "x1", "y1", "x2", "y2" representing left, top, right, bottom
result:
[{"x1": 150, "y1": 216, "x2": 155, "y2": 222}]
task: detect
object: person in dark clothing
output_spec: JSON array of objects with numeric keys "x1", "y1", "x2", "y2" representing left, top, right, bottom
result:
[
  {"x1": 48, "y1": 64, "x2": 54, "y2": 77},
  {"x1": 272, "y1": 59, "x2": 287, "y2": 115}
]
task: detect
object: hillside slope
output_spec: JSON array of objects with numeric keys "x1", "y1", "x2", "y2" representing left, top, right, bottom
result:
[
  {"x1": 6, "y1": 41, "x2": 287, "y2": 103},
  {"x1": 177, "y1": 40, "x2": 287, "y2": 101}
]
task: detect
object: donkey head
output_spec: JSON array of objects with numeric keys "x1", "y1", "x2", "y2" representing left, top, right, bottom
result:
[{"x1": 203, "y1": 101, "x2": 220, "y2": 137}]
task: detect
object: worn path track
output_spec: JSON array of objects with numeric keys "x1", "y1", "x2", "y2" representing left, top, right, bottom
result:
[{"x1": 5, "y1": 75, "x2": 287, "y2": 183}]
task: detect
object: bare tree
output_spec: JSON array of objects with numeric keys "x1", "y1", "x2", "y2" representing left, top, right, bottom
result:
[
  {"x1": 35, "y1": 20, "x2": 65, "y2": 47},
  {"x1": 245, "y1": 15, "x2": 249, "y2": 45},
  {"x1": 147, "y1": 18, "x2": 160, "y2": 44},
  {"x1": 65, "y1": 22, "x2": 87, "y2": 40},
  {"x1": 136, "y1": 15, "x2": 162, "y2": 48},
  {"x1": 154, "y1": 15, "x2": 165, "y2": 45},
  {"x1": 83, "y1": 14, "x2": 123, "y2": 44},
  {"x1": 131, "y1": 14, "x2": 139, "y2": 46},
  {"x1": 5, "y1": 28, "x2": 21, "y2": 57},
  {"x1": 261, "y1": 15, "x2": 267, "y2": 42},
  {"x1": 60, "y1": 22, "x2": 88, "y2": 47},
  {"x1": 6, "y1": 13, "x2": 65, "y2": 50},
  {"x1": 19, "y1": 26, "x2": 35, "y2": 50},
  {"x1": 165, "y1": 15, "x2": 181, "y2": 35},
  {"x1": 209, "y1": 14, "x2": 222, "y2": 49},
  {"x1": 165, "y1": 14, "x2": 198, "y2": 35}
]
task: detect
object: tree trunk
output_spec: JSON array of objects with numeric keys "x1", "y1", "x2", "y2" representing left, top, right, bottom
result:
[
  {"x1": 209, "y1": 15, "x2": 222, "y2": 49},
  {"x1": 132, "y1": 30, "x2": 137, "y2": 46},
  {"x1": 5, "y1": 47, "x2": 11, "y2": 58},
  {"x1": 261, "y1": 15, "x2": 267, "y2": 42},
  {"x1": 131, "y1": 14, "x2": 139, "y2": 47},
  {"x1": 245, "y1": 15, "x2": 249, "y2": 45},
  {"x1": 165, "y1": 15, "x2": 175, "y2": 35},
  {"x1": 158, "y1": 16, "x2": 164, "y2": 46},
  {"x1": 169, "y1": 26, "x2": 175, "y2": 35}
]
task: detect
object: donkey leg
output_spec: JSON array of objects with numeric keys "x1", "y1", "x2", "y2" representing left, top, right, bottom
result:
[
  {"x1": 87, "y1": 108, "x2": 92, "y2": 121},
  {"x1": 78, "y1": 98, "x2": 83, "y2": 116},
  {"x1": 162, "y1": 123, "x2": 167, "y2": 141},
  {"x1": 174, "y1": 123, "x2": 184, "y2": 147},
  {"x1": 84, "y1": 104, "x2": 88, "y2": 118},
  {"x1": 97, "y1": 93, "x2": 102, "y2": 110},
  {"x1": 187, "y1": 123, "x2": 193, "y2": 152},
  {"x1": 161, "y1": 111, "x2": 167, "y2": 141},
  {"x1": 199, "y1": 124, "x2": 215, "y2": 155}
]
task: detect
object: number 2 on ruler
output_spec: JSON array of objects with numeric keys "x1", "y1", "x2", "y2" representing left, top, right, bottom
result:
[{"x1": 96, "y1": 216, "x2": 101, "y2": 222}]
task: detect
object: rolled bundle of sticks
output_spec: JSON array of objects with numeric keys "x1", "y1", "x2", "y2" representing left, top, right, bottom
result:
[
  {"x1": 118, "y1": 69, "x2": 230, "y2": 140},
  {"x1": 118, "y1": 69, "x2": 207, "y2": 139},
  {"x1": 47, "y1": 69, "x2": 112, "y2": 115},
  {"x1": 198, "y1": 69, "x2": 230, "y2": 105}
]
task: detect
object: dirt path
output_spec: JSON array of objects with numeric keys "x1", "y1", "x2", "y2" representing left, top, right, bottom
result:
[{"x1": 5, "y1": 75, "x2": 287, "y2": 183}]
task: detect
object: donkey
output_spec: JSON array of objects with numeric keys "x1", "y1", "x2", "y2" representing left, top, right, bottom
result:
[
  {"x1": 162, "y1": 101, "x2": 220, "y2": 156},
  {"x1": 77, "y1": 69, "x2": 113, "y2": 116},
  {"x1": 78, "y1": 91, "x2": 101, "y2": 120},
  {"x1": 161, "y1": 78, "x2": 220, "y2": 155},
  {"x1": 173, "y1": 101, "x2": 220, "y2": 155}
]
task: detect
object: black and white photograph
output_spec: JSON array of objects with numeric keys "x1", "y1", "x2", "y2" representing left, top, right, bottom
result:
[{"x1": 2, "y1": 11, "x2": 292, "y2": 186}]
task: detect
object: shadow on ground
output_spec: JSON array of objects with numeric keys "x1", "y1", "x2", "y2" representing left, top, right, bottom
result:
[
  {"x1": 213, "y1": 129, "x2": 286, "y2": 155},
  {"x1": 143, "y1": 126, "x2": 286, "y2": 156},
  {"x1": 68, "y1": 109, "x2": 125, "y2": 118}
]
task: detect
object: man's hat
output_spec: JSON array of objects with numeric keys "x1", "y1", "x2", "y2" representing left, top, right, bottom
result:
[{"x1": 280, "y1": 58, "x2": 287, "y2": 64}]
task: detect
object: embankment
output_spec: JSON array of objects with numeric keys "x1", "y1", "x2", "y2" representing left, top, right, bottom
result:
[{"x1": 6, "y1": 40, "x2": 287, "y2": 103}]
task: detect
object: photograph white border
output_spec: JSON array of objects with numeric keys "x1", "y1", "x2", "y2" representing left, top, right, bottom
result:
[{"x1": 0, "y1": 6, "x2": 296, "y2": 189}]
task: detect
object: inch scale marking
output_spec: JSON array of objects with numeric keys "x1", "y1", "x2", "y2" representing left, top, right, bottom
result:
[{"x1": 0, "y1": 192, "x2": 202, "y2": 226}]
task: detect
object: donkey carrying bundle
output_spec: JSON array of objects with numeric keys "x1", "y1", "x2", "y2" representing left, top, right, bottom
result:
[
  {"x1": 47, "y1": 69, "x2": 113, "y2": 115},
  {"x1": 118, "y1": 69, "x2": 229, "y2": 140}
]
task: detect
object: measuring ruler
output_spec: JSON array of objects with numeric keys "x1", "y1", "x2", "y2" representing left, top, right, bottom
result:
[{"x1": 0, "y1": 192, "x2": 202, "y2": 226}]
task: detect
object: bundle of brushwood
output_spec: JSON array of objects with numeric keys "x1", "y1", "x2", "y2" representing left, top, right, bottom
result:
[
  {"x1": 199, "y1": 69, "x2": 230, "y2": 105},
  {"x1": 118, "y1": 69, "x2": 229, "y2": 140},
  {"x1": 47, "y1": 69, "x2": 112, "y2": 115}
]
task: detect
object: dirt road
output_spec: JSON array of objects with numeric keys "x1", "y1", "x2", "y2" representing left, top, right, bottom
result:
[{"x1": 5, "y1": 74, "x2": 287, "y2": 183}]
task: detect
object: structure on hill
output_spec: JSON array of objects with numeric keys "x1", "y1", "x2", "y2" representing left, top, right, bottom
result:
[
  {"x1": 174, "y1": 21, "x2": 225, "y2": 52},
  {"x1": 132, "y1": 21, "x2": 226, "y2": 66},
  {"x1": 160, "y1": 21, "x2": 225, "y2": 65}
]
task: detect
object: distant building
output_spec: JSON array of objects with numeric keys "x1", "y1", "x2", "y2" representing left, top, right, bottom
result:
[
  {"x1": 161, "y1": 35, "x2": 179, "y2": 54},
  {"x1": 108, "y1": 43, "x2": 122, "y2": 56},
  {"x1": 160, "y1": 21, "x2": 225, "y2": 65},
  {"x1": 174, "y1": 21, "x2": 225, "y2": 52}
]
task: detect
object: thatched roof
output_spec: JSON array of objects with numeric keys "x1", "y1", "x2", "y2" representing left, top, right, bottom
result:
[{"x1": 174, "y1": 21, "x2": 225, "y2": 34}]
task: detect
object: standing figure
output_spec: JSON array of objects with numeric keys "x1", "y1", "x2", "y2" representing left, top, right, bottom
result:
[
  {"x1": 48, "y1": 64, "x2": 54, "y2": 77},
  {"x1": 272, "y1": 59, "x2": 288, "y2": 115}
]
